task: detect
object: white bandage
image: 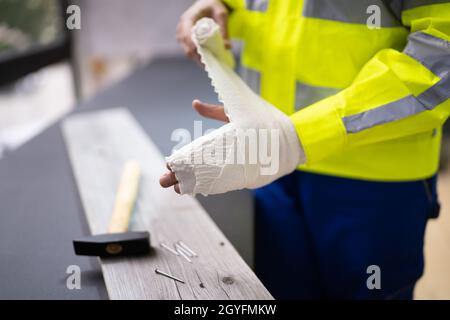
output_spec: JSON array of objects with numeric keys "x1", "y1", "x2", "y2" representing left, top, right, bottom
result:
[{"x1": 166, "y1": 18, "x2": 306, "y2": 195}]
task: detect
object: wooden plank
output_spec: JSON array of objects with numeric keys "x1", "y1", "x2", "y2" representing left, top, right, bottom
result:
[{"x1": 61, "y1": 108, "x2": 272, "y2": 300}]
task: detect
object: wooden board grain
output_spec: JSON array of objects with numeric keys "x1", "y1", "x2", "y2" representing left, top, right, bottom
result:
[{"x1": 61, "y1": 108, "x2": 272, "y2": 300}]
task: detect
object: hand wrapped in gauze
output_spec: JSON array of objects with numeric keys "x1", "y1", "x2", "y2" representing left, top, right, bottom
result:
[{"x1": 166, "y1": 18, "x2": 306, "y2": 195}]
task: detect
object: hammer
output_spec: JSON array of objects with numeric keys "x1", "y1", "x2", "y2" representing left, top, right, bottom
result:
[{"x1": 73, "y1": 160, "x2": 151, "y2": 257}]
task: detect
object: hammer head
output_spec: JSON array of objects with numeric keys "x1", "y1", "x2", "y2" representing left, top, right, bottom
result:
[{"x1": 73, "y1": 231, "x2": 150, "y2": 257}]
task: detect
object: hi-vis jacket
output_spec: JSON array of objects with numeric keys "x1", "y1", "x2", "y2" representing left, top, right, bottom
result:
[{"x1": 223, "y1": 0, "x2": 450, "y2": 181}]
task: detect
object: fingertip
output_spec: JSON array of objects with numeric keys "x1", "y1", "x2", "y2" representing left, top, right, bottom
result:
[
  {"x1": 159, "y1": 174, "x2": 168, "y2": 188},
  {"x1": 174, "y1": 184, "x2": 181, "y2": 194},
  {"x1": 192, "y1": 99, "x2": 205, "y2": 112},
  {"x1": 160, "y1": 171, "x2": 177, "y2": 188}
]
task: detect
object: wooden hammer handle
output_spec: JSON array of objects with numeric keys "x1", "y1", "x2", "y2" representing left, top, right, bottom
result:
[{"x1": 108, "y1": 160, "x2": 141, "y2": 233}]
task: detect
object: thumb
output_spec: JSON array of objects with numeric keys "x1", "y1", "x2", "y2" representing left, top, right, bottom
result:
[{"x1": 192, "y1": 99, "x2": 229, "y2": 122}]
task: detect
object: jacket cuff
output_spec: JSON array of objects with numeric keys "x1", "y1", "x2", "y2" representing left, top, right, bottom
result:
[{"x1": 290, "y1": 95, "x2": 347, "y2": 164}]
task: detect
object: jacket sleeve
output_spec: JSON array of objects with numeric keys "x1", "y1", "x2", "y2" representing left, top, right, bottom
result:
[
  {"x1": 290, "y1": 1, "x2": 450, "y2": 165},
  {"x1": 221, "y1": 0, "x2": 244, "y2": 10}
]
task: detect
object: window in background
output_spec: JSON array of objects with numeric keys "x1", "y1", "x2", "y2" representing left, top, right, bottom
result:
[
  {"x1": 0, "y1": 0, "x2": 63, "y2": 55},
  {"x1": 0, "y1": 0, "x2": 75, "y2": 158}
]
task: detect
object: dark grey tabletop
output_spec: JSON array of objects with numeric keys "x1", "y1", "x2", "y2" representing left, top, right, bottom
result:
[{"x1": 0, "y1": 57, "x2": 253, "y2": 299}]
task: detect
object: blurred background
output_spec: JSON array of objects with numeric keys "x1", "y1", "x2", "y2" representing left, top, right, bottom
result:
[
  {"x1": 0, "y1": 0, "x2": 188, "y2": 156},
  {"x1": 0, "y1": 0, "x2": 449, "y2": 299}
]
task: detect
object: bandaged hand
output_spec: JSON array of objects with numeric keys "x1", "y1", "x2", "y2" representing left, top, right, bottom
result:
[{"x1": 160, "y1": 18, "x2": 306, "y2": 195}]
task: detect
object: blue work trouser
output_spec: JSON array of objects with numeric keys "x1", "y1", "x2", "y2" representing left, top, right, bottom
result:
[{"x1": 254, "y1": 171, "x2": 440, "y2": 299}]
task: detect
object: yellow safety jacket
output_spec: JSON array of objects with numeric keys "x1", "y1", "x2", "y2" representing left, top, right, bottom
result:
[{"x1": 223, "y1": 0, "x2": 450, "y2": 181}]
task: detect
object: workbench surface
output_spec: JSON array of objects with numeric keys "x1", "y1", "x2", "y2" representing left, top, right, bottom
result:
[{"x1": 0, "y1": 58, "x2": 255, "y2": 299}]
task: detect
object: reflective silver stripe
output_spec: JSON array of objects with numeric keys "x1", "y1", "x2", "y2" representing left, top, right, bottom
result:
[
  {"x1": 239, "y1": 65, "x2": 261, "y2": 94},
  {"x1": 343, "y1": 77, "x2": 450, "y2": 133},
  {"x1": 246, "y1": 0, "x2": 268, "y2": 12},
  {"x1": 418, "y1": 76, "x2": 450, "y2": 110},
  {"x1": 295, "y1": 81, "x2": 340, "y2": 111},
  {"x1": 403, "y1": 0, "x2": 449, "y2": 10},
  {"x1": 344, "y1": 96, "x2": 428, "y2": 133},
  {"x1": 302, "y1": 0, "x2": 401, "y2": 26},
  {"x1": 343, "y1": 32, "x2": 449, "y2": 134},
  {"x1": 404, "y1": 32, "x2": 450, "y2": 77},
  {"x1": 231, "y1": 39, "x2": 244, "y2": 66}
]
